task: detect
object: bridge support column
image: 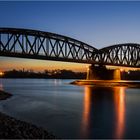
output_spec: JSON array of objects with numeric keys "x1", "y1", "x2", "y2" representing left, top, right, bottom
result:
[
  {"x1": 86, "y1": 65, "x2": 97, "y2": 80},
  {"x1": 86, "y1": 64, "x2": 107, "y2": 80},
  {"x1": 86, "y1": 64, "x2": 121, "y2": 80},
  {"x1": 113, "y1": 69, "x2": 121, "y2": 80}
]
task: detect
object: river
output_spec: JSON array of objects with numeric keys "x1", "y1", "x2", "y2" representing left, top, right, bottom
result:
[{"x1": 0, "y1": 78, "x2": 140, "y2": 138}]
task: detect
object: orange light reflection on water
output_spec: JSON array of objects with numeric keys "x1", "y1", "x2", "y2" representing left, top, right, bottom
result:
[
  {"x1": 81, "y1": 86, "x2": 126, "y2": 139},
  {"x1": 114, "y1": 87, "x2": 126, "y2": 139},
  {"x1": 81, "y1": 86, "x2": 91, "y2": 137}
]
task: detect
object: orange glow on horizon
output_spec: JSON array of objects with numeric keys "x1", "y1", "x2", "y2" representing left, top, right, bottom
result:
[
  {"x1": 1, "y1": 57, "x2": 140, "y2": 72},
  {"x1": 0, "y1": 57, "x2": 89, "y2": 72}
]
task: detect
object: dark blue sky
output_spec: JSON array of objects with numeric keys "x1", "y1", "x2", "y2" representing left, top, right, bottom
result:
[
  {"x1": 0, "y1": 1, "x2": 140, "y2": 71},
  {"x1": 1, "y1": 1, "x2": 140, "y2": 48}
]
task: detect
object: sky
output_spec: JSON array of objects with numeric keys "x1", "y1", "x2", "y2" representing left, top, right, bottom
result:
[{"x1": 0, "y1": 1, "x2": 140, "y2": 72}]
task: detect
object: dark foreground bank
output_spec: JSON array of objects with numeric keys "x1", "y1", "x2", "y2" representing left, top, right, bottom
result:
[{"x1": 0, "y1": 90, "x2": 56, "y2": 139}]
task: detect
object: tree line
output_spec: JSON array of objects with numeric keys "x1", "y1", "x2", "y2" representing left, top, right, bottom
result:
[
  {"x1": 1, "y1": 69, "x2": 140, "y2": 80},
  {"x1": 1, "y1": 69, "x2": 86, "y2": 79}
]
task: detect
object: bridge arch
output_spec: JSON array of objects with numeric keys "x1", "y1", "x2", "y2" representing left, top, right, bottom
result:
[
  {"x1": 99, "y1": 43, "x2": 140, "y2": 67},
  {"x1": 0, "y1": 28, "x2": 140, "y2": 68},
  {"x1": 0, "y1": 28, "x2": 98, "y2": 64}
]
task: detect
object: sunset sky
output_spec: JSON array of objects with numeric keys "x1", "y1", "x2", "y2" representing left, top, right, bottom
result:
[{"x1": 0, "y1": 1, "x2": 140, "y2": 72}]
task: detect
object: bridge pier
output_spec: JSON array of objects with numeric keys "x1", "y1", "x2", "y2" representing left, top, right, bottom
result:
[
  {"x1": 113, "y1": 69, "x2": 121, "y2": 80},
  {"x1": 86, "y1": 64, "x2": 121, "y2": 80}
]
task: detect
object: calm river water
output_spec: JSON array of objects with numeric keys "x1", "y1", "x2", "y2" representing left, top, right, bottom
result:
[{"x1": 0, "y1": 79, "x2": 140, "y2": 138}]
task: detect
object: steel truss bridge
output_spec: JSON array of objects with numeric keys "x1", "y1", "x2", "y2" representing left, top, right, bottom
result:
[{"x1": 0, "y1": 28, "x2": 140, "y2": 68}]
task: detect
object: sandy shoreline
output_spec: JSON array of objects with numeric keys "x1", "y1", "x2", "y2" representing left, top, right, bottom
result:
[{"x1": 0, "y1": 90, "x2": 57, "y2": 139}]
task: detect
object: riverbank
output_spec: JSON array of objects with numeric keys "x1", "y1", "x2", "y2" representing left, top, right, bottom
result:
[
  {"x1": 0, "y1": 90, "x2": 56, "y2": 139},
  {"x1": 0, "y1": 90, "x2": 12, "y2": 100},
  {"x1": 71, "y1": 80, "x2": 140, "y2": 88}
]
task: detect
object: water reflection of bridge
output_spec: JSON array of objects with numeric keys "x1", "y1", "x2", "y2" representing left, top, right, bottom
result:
[{"x1": 81, "y1": 86, "x2": 126, "y2": 139}]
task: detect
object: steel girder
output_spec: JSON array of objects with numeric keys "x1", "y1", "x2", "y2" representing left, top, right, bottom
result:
[
  {"x1": 0, "y1": 28, "x2": 98, "y2": 64},
  {"x1": 100, "y1": 43, "x2": 140, "y2": 68},
  {"x1": 0, "y1": 28, "x2": 140, "y2": 68}
]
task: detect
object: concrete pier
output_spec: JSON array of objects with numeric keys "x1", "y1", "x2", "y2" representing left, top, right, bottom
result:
[
  {"x1": 113, "y1": 69, "x2": 121, "y2": 80},
  {"x1": 86, "y1": 64, "x2": 121, "y2": 80}
]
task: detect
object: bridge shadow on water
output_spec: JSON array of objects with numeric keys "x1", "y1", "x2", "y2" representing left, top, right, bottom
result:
[{"x1": 80, "y1": 86, "x2": 126, "y2": 139}]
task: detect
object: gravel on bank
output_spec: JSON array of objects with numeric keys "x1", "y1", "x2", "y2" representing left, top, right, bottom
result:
[
  {"x1": 0, "y1": 90, "x2": 57, "y2": 139},
  {"x1": 0, "y1": 90, "x2": 12, "y2": 100}
]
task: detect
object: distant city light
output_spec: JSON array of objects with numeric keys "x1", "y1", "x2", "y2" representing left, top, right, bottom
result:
[{"x1": 0, "y1": 72, "x2": 4, "y2": 76}]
